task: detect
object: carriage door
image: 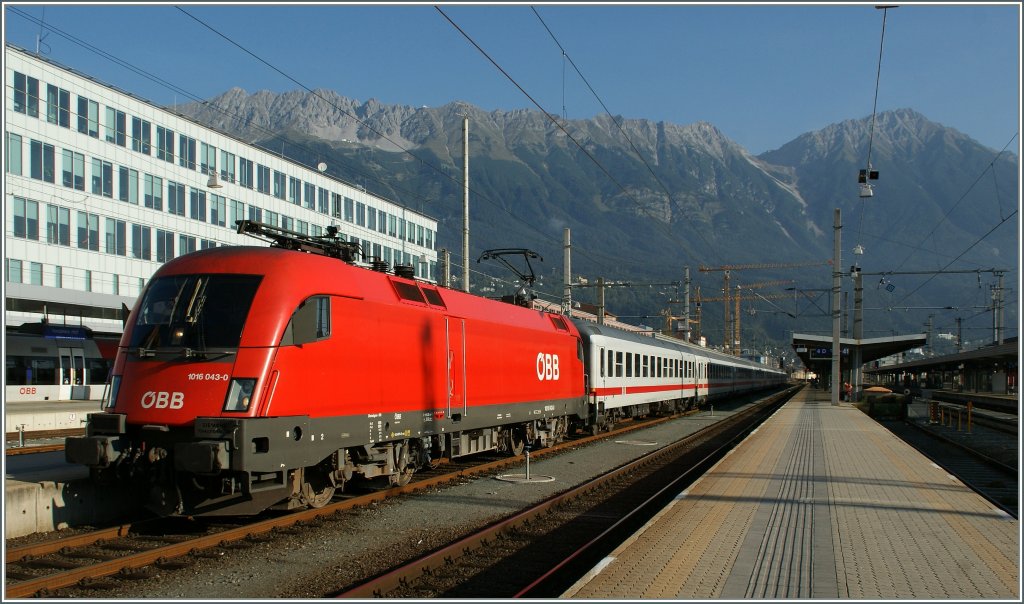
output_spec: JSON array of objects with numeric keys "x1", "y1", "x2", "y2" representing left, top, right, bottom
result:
[
  {"x1": 58, "y1": 347, "x2": 87, "y2": 399},
  {"x1": 445, "y1": 317, "x2": 467, "y2": 420}
]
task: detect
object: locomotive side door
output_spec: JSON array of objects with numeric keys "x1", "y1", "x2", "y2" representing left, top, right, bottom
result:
[{"x1": 445, "y1": 317, "x2": 467, "y2": 419}]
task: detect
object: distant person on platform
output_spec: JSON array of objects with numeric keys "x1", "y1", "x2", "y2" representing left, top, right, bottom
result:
[{"x1": 843, "y1": 381, "x2": 852, "y2": 401}]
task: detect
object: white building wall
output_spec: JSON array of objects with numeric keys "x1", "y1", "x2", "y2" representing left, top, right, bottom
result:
[{"x1": 5, "y1": 44, "x2": 438, "y2": 336}]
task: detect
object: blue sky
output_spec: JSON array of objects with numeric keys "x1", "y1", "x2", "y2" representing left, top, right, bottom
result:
[{"x1": 4, "y1": 3, "x2": 1020, "y2": 154}]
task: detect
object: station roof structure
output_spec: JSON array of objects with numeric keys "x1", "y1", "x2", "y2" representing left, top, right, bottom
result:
[
  {"x1": 792, "y1": 332, "x2": 927, "y2": 376},
  {"x1": 863, "y1": 339, "x2": 1018, "y2": 375}
]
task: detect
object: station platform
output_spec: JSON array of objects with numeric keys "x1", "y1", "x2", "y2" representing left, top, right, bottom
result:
[
  {"x1": 564, "y1": 387, "x2": 1020, "y2": 599},
  {"x1": 4, "y1": 399, "x2": 137, "y2": 539}
]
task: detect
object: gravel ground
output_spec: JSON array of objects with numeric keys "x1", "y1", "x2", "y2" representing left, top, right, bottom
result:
[{"x1": 35, "y1": 402, "x2": 754, "y2": 599}]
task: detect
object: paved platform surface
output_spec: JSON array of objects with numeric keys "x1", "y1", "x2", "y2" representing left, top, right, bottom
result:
[{"x1": 565, "y1": 388, "x2": 1020, "y2": 599}]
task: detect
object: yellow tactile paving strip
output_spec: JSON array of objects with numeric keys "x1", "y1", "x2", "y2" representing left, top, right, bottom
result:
[{"x1": 565, "y1": 389, "x2": 1019, "y2": 599}]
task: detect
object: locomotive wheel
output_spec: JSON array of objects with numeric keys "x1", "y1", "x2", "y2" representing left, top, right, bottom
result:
[
  {"x1": 299, "y1": 468, "x2": 336, "y2": 508},
  {"x1": 394, "y1": 441, "x2": 415, "y2": 487},
  {"x1": 508, "y1": 426, "x2": 526, "y2": 456}
]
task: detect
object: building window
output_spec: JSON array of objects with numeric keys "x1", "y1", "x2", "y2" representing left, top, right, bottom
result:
[
  {"x1": 210, "y1": 194, "x2": 226, "y2": 227},
  {"x1": 190, "y1": 188, "x2": 207, "y2": 222},
  {"x1": 388, "y1": 214, "x2": 397, "y2": 237},
  {"x1": 156, "y1": 229, "x2": 174, "y2": 262},
  {"x1": 30, "y1": 139, "x2": 55, "y2": 182},
  {"x1": 256, "y1": 164, "x2": 270, "y2": 193},
  {"x1": 29, "y1": 262, "x2": 43, "y2": 286},
  {"x1": 417, "y1": 225, "x2": 424, "y2": 246},
  {"x1": 356, "y1": 202, "x2": 366, "y2": 227},
  {"x1": 105, "y1": 107, "x2": 126, "y2": 146},
  {"x1": 119, "y1": 167, "x2": 139, "y2": 203},
  {"x1": 7, "y1": 259, "x2": 23, "y2": 284},
  {"x1": 144, "y1": 174, "x2": 163, "y2": 210},
  {"x1": 273, "y1": 170, "x2": 287, "y2": 200},
  {"x1": 47, "y1": 205, "x2": 71, "y2": 246},
  {"x1": 318, "y1": 187, "x2": 329, "y2": 214},
  {"x1": 84, "y1": 270, "x2": 92, "y2": 292},
  {"x1": 179, "y1": 134, "x2": 197, "y2": 170},
  {"x1": 46, "y1": 85, "x2": 70, "y2": 127},
  {"x1": 220, "y1": 150, "x2": 235, "y2": 183},
  {"x1": 167, "y1": 181, "x2": 185, "y2": 216},
  {"x1": 131, "y1": 224, "x2": 151, "y2": 260},
  {"x1": 281, "y1": 215, "x2": 294, "y2": 231},
  {"x1": 131, "y1": 117, "x2": 151, "y2": 154},
  {"x1": 77, "y1": 211, "x2": 99, "y2": 251},
  {"x1": 7, "y1": 132, "x2": 22, "y2": 175},
  {"x1": 112, "y1": 274, "x2": 120, "y2": 296},
  {"x1": 54, "y1": 266, "x2": 63, "y2": 288},
  {"x1": 13, "y1": 197, "x2": 39, "y2": 240},
  {"x1": 265, "y1": 210, "x2": 279, "y2": 227},
  {"x1": 105, "y1": 218, "x2": 127, "y2": 256},
  {"x1": 247, "y1": 205, "x2": 262, "y2": 223},
  {"x1": 77, "y1": 96, "x2": 99, "y2": 137},
  {"x1": 230, "y1": 199, "x2": 245, "y2": 226},
  {"x1": 426, "y1": 229, "x2": 433, "y2": 250},
  {"x1": 378, "y1": 210, "x2": 387, "y2": 234},
  {"x1": 91, "y1": 158, "x2": 113, "y2": 197},
  {"x1": 331, "y1": 192, "x2": 342, "y2": 218},
  {"x1": 239, "y1": 157, "x2": 253, "y2": 188},
  {"x1": 13, "y1": 72, "x2": 39, "y2": 117},
  {"x1": 367, "y1": 206, "x2": 376, "y2": 231},
  {"x1": 156, "y1": 126, "x2": 174, "y2": 162},
  {"x1": 179, "y1": 234, "x2": 197, "y2": 255},
  {"x1": 62, "y1": 149, "x2": 85, "y2": 190},
  {"x1": 344, "y1": 197, "x2": 354, "y2": 222},
  {"x1": 200, "y1": 142, "x2": 216, "y2": 175},
  {"x1": 311, "y1": 224, "x2": 322, "y2": 237},
  {"x1": 304, "y1": 182, "x2": 316, "y2": 210},
  {"x1": 200, "y1": 239, "x2": 217, "y2": 250},
  {"x1": 288, "y1": 176, "x2": 301, "y2": 204}
]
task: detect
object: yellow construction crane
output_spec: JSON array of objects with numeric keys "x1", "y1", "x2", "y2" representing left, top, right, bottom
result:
[{"x1": 699, "y1": 262, "x2": 828, "y2": 353}]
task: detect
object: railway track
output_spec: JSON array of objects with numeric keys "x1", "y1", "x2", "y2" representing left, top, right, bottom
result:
[
  {"x1": 334, "y1": 387, "x2": 796, "y2": 598},
  {"x1": 880, "y1": 418, "x2": 1018, "y2": 517},
  {"x1": 7, "y1": 391, "x2": 793, "y2": 599}
]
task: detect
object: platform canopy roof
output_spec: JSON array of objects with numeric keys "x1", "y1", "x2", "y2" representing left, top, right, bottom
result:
[{"x1": 792, "y1": 333, "x2": 927, "y2": 375}]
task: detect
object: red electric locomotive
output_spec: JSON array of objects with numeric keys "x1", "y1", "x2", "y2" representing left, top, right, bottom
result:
[{"x1": 66, "y1": 221, "x2": 588, "y2": 516}]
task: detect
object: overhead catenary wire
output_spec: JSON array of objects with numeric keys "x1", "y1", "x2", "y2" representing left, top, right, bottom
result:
[
  {"x1": 529, "y1": 6, "x2": 724, "y2": 266},
  {"x1": 9, "y1": 6, "x2": 634, "y2": 275}
]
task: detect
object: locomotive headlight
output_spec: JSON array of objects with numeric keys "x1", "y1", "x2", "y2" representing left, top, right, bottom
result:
[
  {"x1": 223, "y1": 378, "x2": 257, "y2": 412},
  {"x1": 104, "y1": 375, "x2": 122, "y2": 409}
]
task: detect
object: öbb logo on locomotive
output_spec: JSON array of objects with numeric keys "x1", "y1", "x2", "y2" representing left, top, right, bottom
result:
[
  {"x1": 536, "y1": 352, "x2": 560, "y2": 381},
  {"x1": 140, "y1": 391, "x2": 184, "y2": 409}
]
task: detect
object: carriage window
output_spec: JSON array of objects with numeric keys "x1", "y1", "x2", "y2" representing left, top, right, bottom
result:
[
  {"x1": 615, "y1": 351, "x2": 623, "y2": 378},
  {"x1": 599, "y1": 347, "x2": 605, "y2": 377},
  {"x1": 625, "y1": 352, "x2": 633, "y2": 378}
]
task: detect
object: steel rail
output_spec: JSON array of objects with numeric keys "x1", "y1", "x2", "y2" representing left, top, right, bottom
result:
[
  {"x1": 3, "y1": 408, "x2": 692, "y2": 598},
  {"x1": 335, "y1": 386, "x2": 798, "y2": 598}
]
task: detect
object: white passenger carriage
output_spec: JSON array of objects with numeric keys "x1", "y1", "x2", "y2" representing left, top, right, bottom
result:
[{"x1": 571, "y1": 318, "x2": 786, "y2": 431}]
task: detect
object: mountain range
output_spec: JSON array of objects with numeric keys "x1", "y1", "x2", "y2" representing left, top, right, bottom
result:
[{"x1": 174, "y1": 89, "x2": 1019, "y2": 353}]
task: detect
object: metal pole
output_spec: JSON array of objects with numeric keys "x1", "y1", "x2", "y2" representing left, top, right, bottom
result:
[
  {"x1": 462, "y1": 117, "x2": 470, "y2": 293},
  {"x1": 831, "y1": 208, "x2": 842, "y2": 406},
  {"x1": 852, "y1": 266, "x2": 863, "y2": 401},
  {"x1": 440, "y1": 248, "x2": 450, "y2": 288},
  {"x1": 563, "y1": 228, "x2": 571, "y2": 316},
  {"x1": 597, "y1": 277, "x2": 605, "y2": 326},
  {"x1": 683, "y1": 267, "x2": 691, "y2": 342}
]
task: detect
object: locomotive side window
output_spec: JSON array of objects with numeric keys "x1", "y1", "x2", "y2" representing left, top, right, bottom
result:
[
  {"x1": 391, "y1": 279, "x2": 426, "y2": 304},
  {"x1": 282, "y1": 295, "x2": 331, "y2": 346}
]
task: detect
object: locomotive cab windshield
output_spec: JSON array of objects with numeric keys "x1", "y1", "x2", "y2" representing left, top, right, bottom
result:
[{"x1": 131, "y1": 274, "x2": 262, "y2": 356}]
